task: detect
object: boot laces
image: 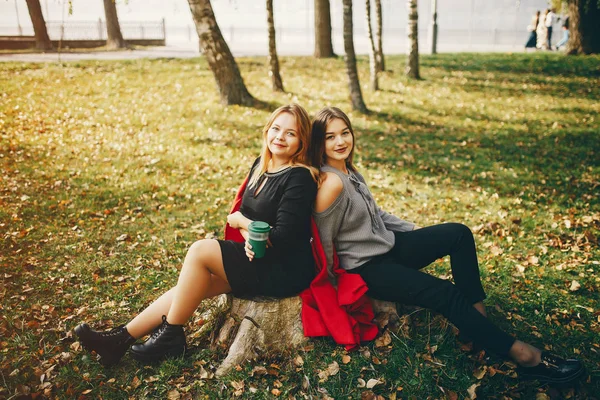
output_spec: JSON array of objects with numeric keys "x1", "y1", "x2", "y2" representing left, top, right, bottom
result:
[
  {"x1": 541, "y1": 353, "x2": 563, "y2": 368},
  {"x1": 99, "y1": 325, "x2": 125, "y2": 338},
  {"x1": 150, "y1": 316, "x2": 169, "y2": 340}
]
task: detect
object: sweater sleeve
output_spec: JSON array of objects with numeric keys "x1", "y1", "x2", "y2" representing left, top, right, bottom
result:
[
  {"x1": 313, "y1": 191, "x2": 347, "y2": 281},
  {"x1": 378, "y1": 207, "x2": 415, "y2": 232},
  {"x1": 353, "y1": 171, "x2": 415, "y2": 232},
  {"x1": 268, "y1": 168, "x2": 317, "y2": 249}
]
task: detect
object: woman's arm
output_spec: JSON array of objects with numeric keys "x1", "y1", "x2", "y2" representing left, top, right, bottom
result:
[{"x1": 377, "y1": 208, "x2": 416, "y2": 232}]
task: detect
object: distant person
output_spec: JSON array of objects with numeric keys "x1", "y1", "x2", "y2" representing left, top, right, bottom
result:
[
  {"x1": 525, "y1": 10, "x2": 540, "y2": 50},
  {"x1": 536, "y1": 9, "x2": 549, "y2": 50},
  {"x1": 545, "y1": 8, "x2": 558, "y2": 50},
  {"x1": 556, "y1": 16, "x2": 570, "y2": 50}
]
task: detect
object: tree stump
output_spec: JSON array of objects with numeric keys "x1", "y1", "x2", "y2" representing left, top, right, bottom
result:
[{"x1": 202, "y1": 295, "x2": 402, "y2": 376}]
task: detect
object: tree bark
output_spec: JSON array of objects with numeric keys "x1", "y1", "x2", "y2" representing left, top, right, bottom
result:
[
  {"x1": 187, "y1": 0, "x2": 255, "y2": 106},
  {"x1": 314, "y1": 0, "x2": 336, "y2": 58},
  {"x1": 208, "y1": 295, "x2": 399, "y2": 376},
  {"x1": 266, "y1": 0, "x2": 284, "y2": 92},
  {"x1": 342, "y1": 0, "x2": 368, "y2": 113},
  {"x1": 566, "y1": 0, "x2": 600, "y2": 54},
  {"x1": 102, "y1": 0, "x2": 126, "y2": 50},
  {"x1": 374, "y1": 0, "x2": 385, "y2": 72},
  {"x1": 365, "y1": 0, "x2": 379, "y2": 91},
  {"x1": 406, "y1": 0, "x2": 420, "y2": 79},
  {"x1": 25, "y1": 0, "x2": 52, "y2": 51}
]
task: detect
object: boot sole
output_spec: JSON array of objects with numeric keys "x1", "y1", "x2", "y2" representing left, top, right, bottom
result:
[
  {"x1": 520, "y1": 366, "x2": 586, "y2": 386},
  {"x1": 129, "y1": 346, "x2": 186, "y2": 364}
]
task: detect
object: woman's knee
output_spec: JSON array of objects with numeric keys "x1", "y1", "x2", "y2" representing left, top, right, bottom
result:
[{"x1": 186, "y1": 239, "x2": 216, "y2": 264}]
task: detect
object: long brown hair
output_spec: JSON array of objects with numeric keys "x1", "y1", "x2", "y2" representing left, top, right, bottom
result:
[
  {"x1": 249, "y1": 104, "x2": 319, "y2": 187},
  {"x1": 309, "y1": 106, "x2": 357, "y2": 172}
]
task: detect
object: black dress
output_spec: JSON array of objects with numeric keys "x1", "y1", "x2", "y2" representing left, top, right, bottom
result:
[{"x1": 218, "y1": 160, "x2": 317, "y2": 298}]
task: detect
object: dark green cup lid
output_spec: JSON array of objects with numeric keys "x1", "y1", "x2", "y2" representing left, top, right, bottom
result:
[{"x1": 249, "y1": 221, "x2": 270, "y2": 233}]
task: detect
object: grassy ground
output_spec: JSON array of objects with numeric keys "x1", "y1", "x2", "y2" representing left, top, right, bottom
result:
[{"x1": 0, "y1": 52, "x2": 598, "y2": 399}]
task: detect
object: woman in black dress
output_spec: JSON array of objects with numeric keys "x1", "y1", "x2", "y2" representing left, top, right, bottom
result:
[{"x1": 74, "y1": 104, "x2": 319, "y2": 365}]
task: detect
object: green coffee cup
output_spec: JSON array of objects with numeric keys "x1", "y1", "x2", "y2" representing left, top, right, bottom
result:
[{"x1": 248, "y1": 221, "x2": 270, "y2": 259}]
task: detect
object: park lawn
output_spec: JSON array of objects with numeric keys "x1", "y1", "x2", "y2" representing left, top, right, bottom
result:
[{"x1": 0, "y1": 52, "x2": 599, "y2": 399}]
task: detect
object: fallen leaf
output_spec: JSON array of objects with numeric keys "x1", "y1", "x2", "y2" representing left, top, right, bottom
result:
[
  {"x1": 167, "y1": 389, "x2": 180, "y2": 400},
  {"x1": 467, "y1": 382, "x2": 480, "y2": 399},
  {"x1": 251, "y1": 366, "x2": 267, "y2": 376},
  {"x1": 473, "y1": 365, "x2": 487, "y2": 379},
  {"x1": 327, "y1": 361, "x2": 339, "y2": 376},
  {"x1": 569, "y1": 280, "x2": 581, "y2": 292},
  {"x1": 293, "y1": 355, "x2": 304, "y2": 367},
  {"x1": 131, "y1": 376, "x2": 141, "y2": 389},
  {"x1": 342, "y1": 355, "x2": 351, "y2": 364},
  {"x1": 375, "y1": 331, "x2": 391, "y2": 347},
  {"x1": 271, "y1": 388, "x2": 281, "y2": 396},
  {"x1": 357, "y1": 378, "x2": 366, "y2": 388},
  {"x1": 366, "y1": 378, "x2": 381, "y2": 389}
]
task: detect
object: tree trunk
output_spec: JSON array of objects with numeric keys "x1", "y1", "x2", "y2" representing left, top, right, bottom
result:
[
  {"x1": 314, "y1": 0, "x2": 336, "y2": 58},
  {"x1": 342, "y1": 0, "x2": 368, "y2": 113},
  {"x1": 406, "y1": 0, "x2": 420, "y2": 79},
  {"x1": 566, "y1": 0, "x2": 600, "y2": 54},
  {"x1": 25, "y1": 0, "x2": 52, "y2": 51},
  {"x1": 365, "y1": 0, "x2": 379, "y2": 91},
  {"x1": 266, "y1": 0, "x2": 284, "y2": 92},
  {"x1": 187, "y1": 0, "x2": 255, "y2": 106},
  {"x1": 208, "y1": 295, "x2": 399, "y2": 376},
  {"x1": 374, "y1": 0, "x2": 385, "y2": 72},
  {"x1": 102, "y1": 0, "x2": 126, "y2": 50}
]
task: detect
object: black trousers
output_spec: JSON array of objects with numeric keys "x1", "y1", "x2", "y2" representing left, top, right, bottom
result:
[
  {"x1": 547, "y1": 26, "x2": 553, "y2": 49},
  {"x1": 349, "y1": 223, "x2": 516, "y2": 356}
]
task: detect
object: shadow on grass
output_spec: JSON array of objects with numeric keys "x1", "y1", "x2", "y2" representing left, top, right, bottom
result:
[{"x1": 421, "y1": 52, "x2": 600, "y2": 79}]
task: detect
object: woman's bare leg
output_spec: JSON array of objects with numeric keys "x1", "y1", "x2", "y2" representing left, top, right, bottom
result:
[
  {"x1": 125, "y1": 272, "x2": 231, "y2": 338},
  {"x1": 509, "y1": 340, "x2": 542, "y2": 366},
  {"x1": 473, "y1": 301, "x2": 487, "y2": 317},
  {"x1": 166, "y1": 239, "x2": 230, "y2": 325}
]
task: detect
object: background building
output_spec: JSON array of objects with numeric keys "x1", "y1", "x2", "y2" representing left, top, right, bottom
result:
[{"x1": 0, "y1": 0, "x2": 555, "y2": 54}]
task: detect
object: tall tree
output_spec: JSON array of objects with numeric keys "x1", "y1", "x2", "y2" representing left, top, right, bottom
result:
[
  {"x1": 566, "y1": 0, "x2": 600, "y2": 54},
  {"x1": 25, "y1": 0, "x2": 52, "y2": 51},
  {"x1": 342, "y1": 0, "x2": 368, "y2": 113},
  {"x1": 187, "y1": 0, "x2": 255, "y2": 106},
  {"x1": 365, "y1": 0, "x2": 379, "y2": 90},
  {"x1": 266, "y1": 0, "x2": 284, "y2": 92},
  {"x1": 102, "y1": 0, "x2": 126, "y2": 49},
  {"x1": 406, "y1": 0, "x2": 420, "y2": 79},
  {"x1": 429, "y1": 0, "x2": 438, "y2": 54},
  {"x1": 374, "y1": 0, "x2": 384, "y2": 72},
  {"x1": 314, "y1": 0, "x2": 336, "y2": 58}
]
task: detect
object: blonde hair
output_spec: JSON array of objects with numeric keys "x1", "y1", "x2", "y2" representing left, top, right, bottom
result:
[{"x1": 249, "y1": 104, "x2": 319, "y2": 188}]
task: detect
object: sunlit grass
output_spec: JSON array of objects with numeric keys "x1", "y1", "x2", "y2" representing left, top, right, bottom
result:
[{"x1": 1, "y1": 52, "x2": 599, "y2": 398}]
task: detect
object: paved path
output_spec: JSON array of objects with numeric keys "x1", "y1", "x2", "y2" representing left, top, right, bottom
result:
[{"x1": 0, "y1": 45, "x2": 201, "y2": 63}]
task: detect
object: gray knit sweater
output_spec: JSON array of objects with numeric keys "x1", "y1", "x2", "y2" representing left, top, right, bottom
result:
[{"x1": 313, "y1": 165, "x2": 415, "y2": 277}]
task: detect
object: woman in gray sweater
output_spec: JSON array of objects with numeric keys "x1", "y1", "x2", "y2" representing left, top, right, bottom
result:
[{"x1": 308, "y1": 106, "x2": 584, "y2": 386}]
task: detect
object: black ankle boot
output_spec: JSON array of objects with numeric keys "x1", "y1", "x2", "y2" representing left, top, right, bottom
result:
[
  {"x1": 517, "y1": 352, "x2": 586, "y2": 386},
  {"x1": 129, "y1": 315, "x2": 186, "y2": 363},
  {"x1": 73, "y1": 323, "x2": 136, "y2": 366}
]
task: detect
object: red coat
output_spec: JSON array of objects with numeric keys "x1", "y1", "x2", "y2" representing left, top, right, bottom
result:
[{"x1": 225, "y1": 176, "x2": 378, "y2": 350}]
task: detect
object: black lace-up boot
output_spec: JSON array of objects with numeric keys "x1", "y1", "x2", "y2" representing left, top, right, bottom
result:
[
  {"x1": 73, "y1": 323, "x2": 136, "y2": 366},
  {"x1": 129, "y1": 315, "x2": 186, "y2": 363},
  {"x1": 517, "y1": 352, "x2": 585, "y2": 386}
]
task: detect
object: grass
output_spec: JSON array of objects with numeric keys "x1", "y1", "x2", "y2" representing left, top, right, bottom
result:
[{"x1": 0, "y1": 52, "x2": 599, "y2": 399}]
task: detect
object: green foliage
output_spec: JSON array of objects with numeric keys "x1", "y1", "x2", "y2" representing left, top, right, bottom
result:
[{"x1": 0, "y1": 52, "x2": 599, "y2": 399}]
